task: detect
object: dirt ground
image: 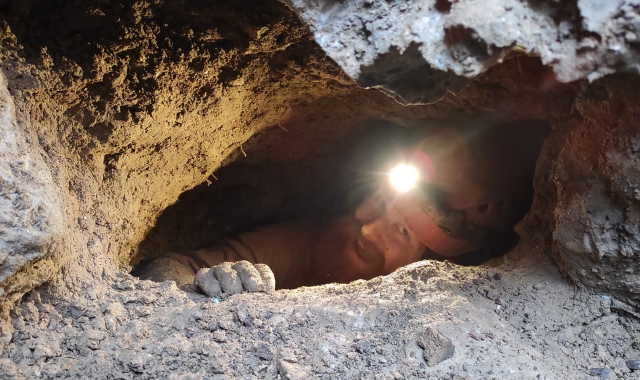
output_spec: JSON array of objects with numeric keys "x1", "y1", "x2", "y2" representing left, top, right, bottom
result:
[{"x1": 3, "y1": 239, "x2": 640, "y2": 379}]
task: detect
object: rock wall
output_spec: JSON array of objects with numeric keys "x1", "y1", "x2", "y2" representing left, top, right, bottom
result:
[
  {"x1": 0, "y1": 73, "x2": 63, "y2": 307},
  {"x1": 283, "y1": 0, "x2": 640, "y2": 104},
  {"x1": 551, "y1": 75, "x2": 640, "y2": 311}
]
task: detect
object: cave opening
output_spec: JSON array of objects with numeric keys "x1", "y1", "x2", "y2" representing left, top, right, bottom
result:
[
  {"x1": 2, "y1": 0, "x2": 640, "y2": 377},
  {"x1": 131, "y1": 107, "x2": 551, "y2": 291}
]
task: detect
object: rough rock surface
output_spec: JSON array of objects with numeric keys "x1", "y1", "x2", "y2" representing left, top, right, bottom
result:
[
  {"x1": 417, "y1": 326, "x2": 455, "y2": 367},
  {"x1": 550, "y1": 75, "x2": 640, "y2": 310},
  {"x1": 283, "y1": 0, "x2": 640, "y2": 104},
  {"x1": 0, "y1": 73, "x2": 63, "y2": 306},
  {"x1": 2, "y1": 248, "x2": 639, "y2": 379}
]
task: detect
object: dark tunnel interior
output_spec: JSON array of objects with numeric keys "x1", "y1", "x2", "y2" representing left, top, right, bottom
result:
[{"x1": 132, "y1": 116, "x2": 550, "y2": 287}]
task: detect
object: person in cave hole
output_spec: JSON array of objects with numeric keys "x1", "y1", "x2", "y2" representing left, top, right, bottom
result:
[{"x1": 139, "y1": 120, "x2": 548, "y2": 294}]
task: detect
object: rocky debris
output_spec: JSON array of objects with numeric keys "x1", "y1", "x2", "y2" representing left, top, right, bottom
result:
[
  {"x1": 0, "y1": 358, "x2": 24, "y2": 380},
  {"x1": 278, "y1": 360, "x2": 311, "y2": 379},
  {"x1": 1, "y1": 256, "x2": 638, "y2": 379},
  {"x1": 417, "y1": 326, "x2": 455, "y2": 367}
]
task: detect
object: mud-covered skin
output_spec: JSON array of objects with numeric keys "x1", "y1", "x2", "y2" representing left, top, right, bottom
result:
[{"x1": 194, "y1": 261, "x2": 275, "y2": 299}]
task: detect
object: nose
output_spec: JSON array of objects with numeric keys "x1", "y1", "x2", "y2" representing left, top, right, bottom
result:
[
  {"x1": 361, "y1": 223, "x2": 378, "y2": 243},
  {"x1": 360, "y1": 218, "x2": 388, "y2": 254}
]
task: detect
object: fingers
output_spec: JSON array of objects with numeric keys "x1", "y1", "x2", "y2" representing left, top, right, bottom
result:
[
  {"x1": 194, "y1": 268, "x2": 222, "y2": 298},
  {"x1": 194, "y1": 261, "x2": 275, "y2": 299},
  {"x1": 232, "y1": 261, "x2": 263, "y2": 292},
  {"x1": 254, "y1": 264, "x2": 276, "y2": 292},
  {"x1": 211, "y1": 262, "x2": 243, "y2": 295}
]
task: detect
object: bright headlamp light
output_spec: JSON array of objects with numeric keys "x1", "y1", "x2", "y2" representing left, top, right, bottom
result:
[{"x1": 389, "y1": 164, "x2": 420, "y2": 192}]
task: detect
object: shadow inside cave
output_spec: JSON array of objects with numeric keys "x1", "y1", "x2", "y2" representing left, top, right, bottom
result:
[{"x1": 131, "y1": 117, "x2": 550, "y2": 289}]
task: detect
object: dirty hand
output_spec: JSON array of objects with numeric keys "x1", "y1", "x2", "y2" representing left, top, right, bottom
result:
[{"x1": 193, "y1": 261, "x2": 275, "y2": 299}]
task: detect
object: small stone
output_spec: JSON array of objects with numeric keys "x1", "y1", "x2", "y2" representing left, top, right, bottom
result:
[
  {"x1": 255, "y1": 343, "x2": 274, "y2": 361},
  {"x1": 533, "y1": 283, "x2": 544, "y2": 290},
  {"x1": 1, "y1": 331, "x2": 12, "y2": 344},
  {"x1": 626, "y1": 31, "x2": 637, "y2": 42},
  {"x1": 417, "y1": 326, "x2": 455, "y2": 367},
  {"x1": 278, "y1": 360, "x2": 311, "y2": 380},
  {"x1": 354, "y1": 341, "x2": 372, "y2": 355},
  {"x1": 588, "y1": 368, "x2": 614, "y2": 380},
  {"x1": 0, "y1": 358, "x2": 24, "y2": 380},
  {"x1": 212, "y1": 330, "x2": 226, "y2": 342},
  {"x1": 69, "y1": 306, "x2": 85, "y2": 319},
  {"x1": 626, "y1": 359, "x2": 640, "y2": 370},
  {"x1": 117, "y1": 279, "x2": 136, "y2": 291},
  {"x1": 33, "y1": 345, "x2": 53, "y2": 361},
  {"x1": 234, "y1": 303, "x2": 255, "y2": 326},
  {"x1": 128, "y1": 356, "x2": 145, "y2": 373}
]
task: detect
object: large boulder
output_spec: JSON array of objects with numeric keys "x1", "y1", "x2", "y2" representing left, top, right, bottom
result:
[{"x1": 283, "y1": 0, "x2": 640, "y2": 104}]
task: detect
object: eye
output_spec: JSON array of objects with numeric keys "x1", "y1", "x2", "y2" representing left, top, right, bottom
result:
[{"x1": 396, "y1": 223, "x2": 409, "y2": 236}]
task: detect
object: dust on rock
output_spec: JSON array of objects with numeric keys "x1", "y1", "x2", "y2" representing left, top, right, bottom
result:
[{"x1": 2, "y1": 247, "x2": 639, "y2": 379}]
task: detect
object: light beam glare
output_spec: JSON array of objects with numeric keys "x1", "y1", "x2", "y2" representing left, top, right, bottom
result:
[{"x1": 389, "y1": 164, "x2": 419, "y2": 192}]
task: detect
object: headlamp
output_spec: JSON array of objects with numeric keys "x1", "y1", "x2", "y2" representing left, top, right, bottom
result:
[{"x1": 389, "y1": 164, "x2": 419, "y2": 192}]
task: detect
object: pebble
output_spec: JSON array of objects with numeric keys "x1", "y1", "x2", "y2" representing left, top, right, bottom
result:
[
  {"x1": 212, "y1": 330, "x2": 226, "y2": 342},
  {"x1": 626, "y1": 31, "x2": 637, "y2": 42},
  {"x1": 626, "y1": 359, "x2": 640, "y2": 370},
  {"x1": 1, "y1": 331, "x2": 12, "y2": 344},
  {"x1": 117, "y1": 280, "x2": 136, "y2": 291},
  {"x1": 588, "y1": 368, "x2": 614, "y2": 379}
]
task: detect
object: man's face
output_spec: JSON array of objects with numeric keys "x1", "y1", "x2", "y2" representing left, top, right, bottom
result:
[{"x1": 311, "y1": 188, "x2": 426, "y2": 285}]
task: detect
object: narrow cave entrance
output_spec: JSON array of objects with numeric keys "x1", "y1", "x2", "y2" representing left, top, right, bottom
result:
[{"x1": 131, "y1": 110, "x2": 550, "y2": 290}]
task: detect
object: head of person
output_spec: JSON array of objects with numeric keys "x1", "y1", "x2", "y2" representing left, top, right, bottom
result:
[{"x1": 310, "y1": 120, "x2": 547, "y2": 285}]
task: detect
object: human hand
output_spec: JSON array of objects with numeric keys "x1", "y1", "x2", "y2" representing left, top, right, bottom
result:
[{"x1": 193, "y1": 261, "x2": 275, "y2": 299}]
